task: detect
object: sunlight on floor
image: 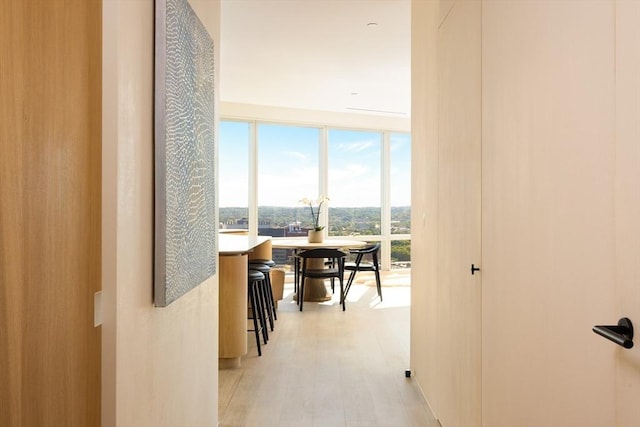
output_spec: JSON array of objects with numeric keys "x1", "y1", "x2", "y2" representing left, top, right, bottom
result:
[{"x1": 281, "y1": 268, "x2": 412, "y2": 310}]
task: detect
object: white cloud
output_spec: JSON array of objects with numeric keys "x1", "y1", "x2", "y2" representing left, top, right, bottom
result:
[
  {"x1": 283, "y1": 150, "x2": 307, "y2": 160},
  {"x1": 340, "y1": 140, "x2": 375, "y2": 153}
]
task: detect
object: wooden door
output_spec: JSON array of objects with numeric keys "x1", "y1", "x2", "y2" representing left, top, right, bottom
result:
[
  {"x1": 435, "y1": 1, "x2": 482, "y2": 425},
  {"x1": 482, "y1": 1, "x2": 617, "y2": 426},
  {"x1": 0, "y1": 1, "x2": 102, "y2": 425},
  {"x1": 614, "y1": 2, "x2": 640, "y2": 425}
]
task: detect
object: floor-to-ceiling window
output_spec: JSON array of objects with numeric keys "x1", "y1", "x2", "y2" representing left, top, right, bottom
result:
[
  {"x1": 256, "y1": 123, "x2": 321, "y2": 235},
  {"x1": 390, "y1": 132, "x2": 411, "y2": 268},
  {"x1": 219, "y1": 121, "x2": 250, "y2": 229},
  {"x1": 219, "y1": 119, "x2": 411, "y2": 269},
  {"x1": 327, "y1": 129, "x2": 382, "y2": 236}
]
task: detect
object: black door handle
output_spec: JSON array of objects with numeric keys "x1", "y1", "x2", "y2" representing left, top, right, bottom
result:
[
  {"x1": 471, "y1": 264, "x2": 480, "y2": 275},
  {"x1": 593, "y1": 317, "x2": 634, "y2": 349}
]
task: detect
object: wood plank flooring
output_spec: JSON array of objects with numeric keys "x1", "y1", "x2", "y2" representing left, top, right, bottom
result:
[{"x1": 218, "y1": 271, "x2": 439, "y2": 427}]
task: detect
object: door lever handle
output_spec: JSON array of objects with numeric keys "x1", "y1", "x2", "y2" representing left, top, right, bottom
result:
[
  {"x1": 592, "y1": 317, "x2": 634, "y2": 349},
  {"x1": 471, "y1": 264, "x2": 480, "y2": 275}
]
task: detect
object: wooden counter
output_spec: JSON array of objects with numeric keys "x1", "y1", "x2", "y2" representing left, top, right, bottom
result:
[
  {"x1": 218, "y1": 234, "x2": 271, "y2": 368},
  {"x1": 219, "y1": 234, "x2": 270, "y2": 255}
]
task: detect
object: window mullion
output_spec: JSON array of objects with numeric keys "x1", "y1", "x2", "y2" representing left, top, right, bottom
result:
[
  {"x1": 319, "y1": 126, "x2": 328, "y2": 234},
  {"x1": 381, "y1": 131, "x2": 391, "y2": 270},
  {"x1": 249, "y1": 121, "x2": 258, "y2": 235}
]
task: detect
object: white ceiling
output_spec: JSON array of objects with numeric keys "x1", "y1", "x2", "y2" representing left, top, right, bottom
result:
[{"x1": 220, "y1": 0, "x2": 411, "y2": 117}]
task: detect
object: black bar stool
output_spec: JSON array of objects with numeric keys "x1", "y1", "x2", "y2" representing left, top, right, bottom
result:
[
  {"x1": 248, "y1": 261, "x2": 276, "y2": 331},
  {"x1": 248, "y1": 269, "x2": 268, "y2": 356}
]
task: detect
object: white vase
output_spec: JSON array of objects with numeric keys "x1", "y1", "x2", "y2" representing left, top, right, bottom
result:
[{"x1": 307, "y1": 230, "x2": 324, "y2": 243}]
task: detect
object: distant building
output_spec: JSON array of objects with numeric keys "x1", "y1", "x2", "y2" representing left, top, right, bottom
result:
[
  {"x1": 221, "y1": 218, "x2": 312, "y2": 265},
  {"x1": 220, "y1": 217, "x2": 249, "y2": 230}
]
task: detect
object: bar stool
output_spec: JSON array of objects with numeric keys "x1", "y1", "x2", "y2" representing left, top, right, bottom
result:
[
  {"x1": 248, "y1": 261, "x2": 275, "y2": 331},
  {"x1": 250, "y1": 259, "x2": 277, "y2": 317},
  {"x1": 248, "y1": 269, "x2": 268, "y2": 356},
  {"x1": 249, "y1": 259, "x2": 277, "y2": 321}
]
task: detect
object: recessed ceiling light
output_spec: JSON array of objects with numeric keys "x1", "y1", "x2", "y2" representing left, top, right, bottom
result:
[
  {"x1": 351, "y1": 92, "x2": 359, "y2": 96},
  {"x1": 367, "y1": 22, "x2": 378, "y2": 27}
]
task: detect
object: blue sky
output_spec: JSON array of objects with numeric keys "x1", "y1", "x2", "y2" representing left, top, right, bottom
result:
[{"x1": 218, "y1": 121, "x2": 411, "y2": 208}]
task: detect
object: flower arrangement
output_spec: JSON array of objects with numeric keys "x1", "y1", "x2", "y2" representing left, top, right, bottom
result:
[{"x1": 299, "y1": 195, "x2": 329, "y2": 231}]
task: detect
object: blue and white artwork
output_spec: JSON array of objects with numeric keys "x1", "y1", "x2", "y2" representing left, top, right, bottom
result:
[{"x1": 154, "y1": 0, "x2": 216, "y2": 307}]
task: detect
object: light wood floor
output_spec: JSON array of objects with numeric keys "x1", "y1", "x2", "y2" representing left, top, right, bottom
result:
[{"x1": 218, "y1": 271, "x2": 439, "y2": 427}]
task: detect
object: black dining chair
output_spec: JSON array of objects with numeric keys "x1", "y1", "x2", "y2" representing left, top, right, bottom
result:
[
  {"x1": 297, "y1": 248, "x2": 347, "y2": 311},
  {"x1": 344, "y1": 242, "x2": 382, "y2": 301}
]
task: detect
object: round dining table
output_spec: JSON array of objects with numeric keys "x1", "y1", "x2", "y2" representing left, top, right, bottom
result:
[{"x1": 271, "y1": 238, "x2": 367, "y2": 302}]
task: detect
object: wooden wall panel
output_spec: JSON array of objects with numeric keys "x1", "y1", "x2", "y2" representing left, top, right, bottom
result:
[
  {"x1": 410, "y1": 0, "x2": 440, "y2": 416},
  {"x1": 0, "y1": 0, "x2": 101, "y2": 425},
  {"x1": 0, "y1": 1, "x2": 26, "y2": 425},
  {"x1": 435, "y1": 1, "x2": 482, "y2": 426}
]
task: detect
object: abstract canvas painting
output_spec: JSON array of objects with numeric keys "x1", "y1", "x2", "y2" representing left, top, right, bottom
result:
[{"x1": 154, "y1": 0, "x2": 216, "y2": 307}]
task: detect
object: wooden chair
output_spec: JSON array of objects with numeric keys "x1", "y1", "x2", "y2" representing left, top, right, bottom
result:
[
  {"x1": 344, "y1": 242, "x2": 382, "y2": 301},
  {"x1": 297, "y1": 248, "x2": 347, "y2": 311}
]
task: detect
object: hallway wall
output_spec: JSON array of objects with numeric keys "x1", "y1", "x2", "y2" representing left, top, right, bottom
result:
[
  {"x1": 102, "y1": 1, "x2": 220, "y2": 425},
  {"x1": 411, "y1": 1, "x2": 640, "y2": 426}
]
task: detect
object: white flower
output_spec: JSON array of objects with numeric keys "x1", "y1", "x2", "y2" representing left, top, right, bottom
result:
[{"x1": 299, "y1": 195, "x2": 329, "y2": 231}]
